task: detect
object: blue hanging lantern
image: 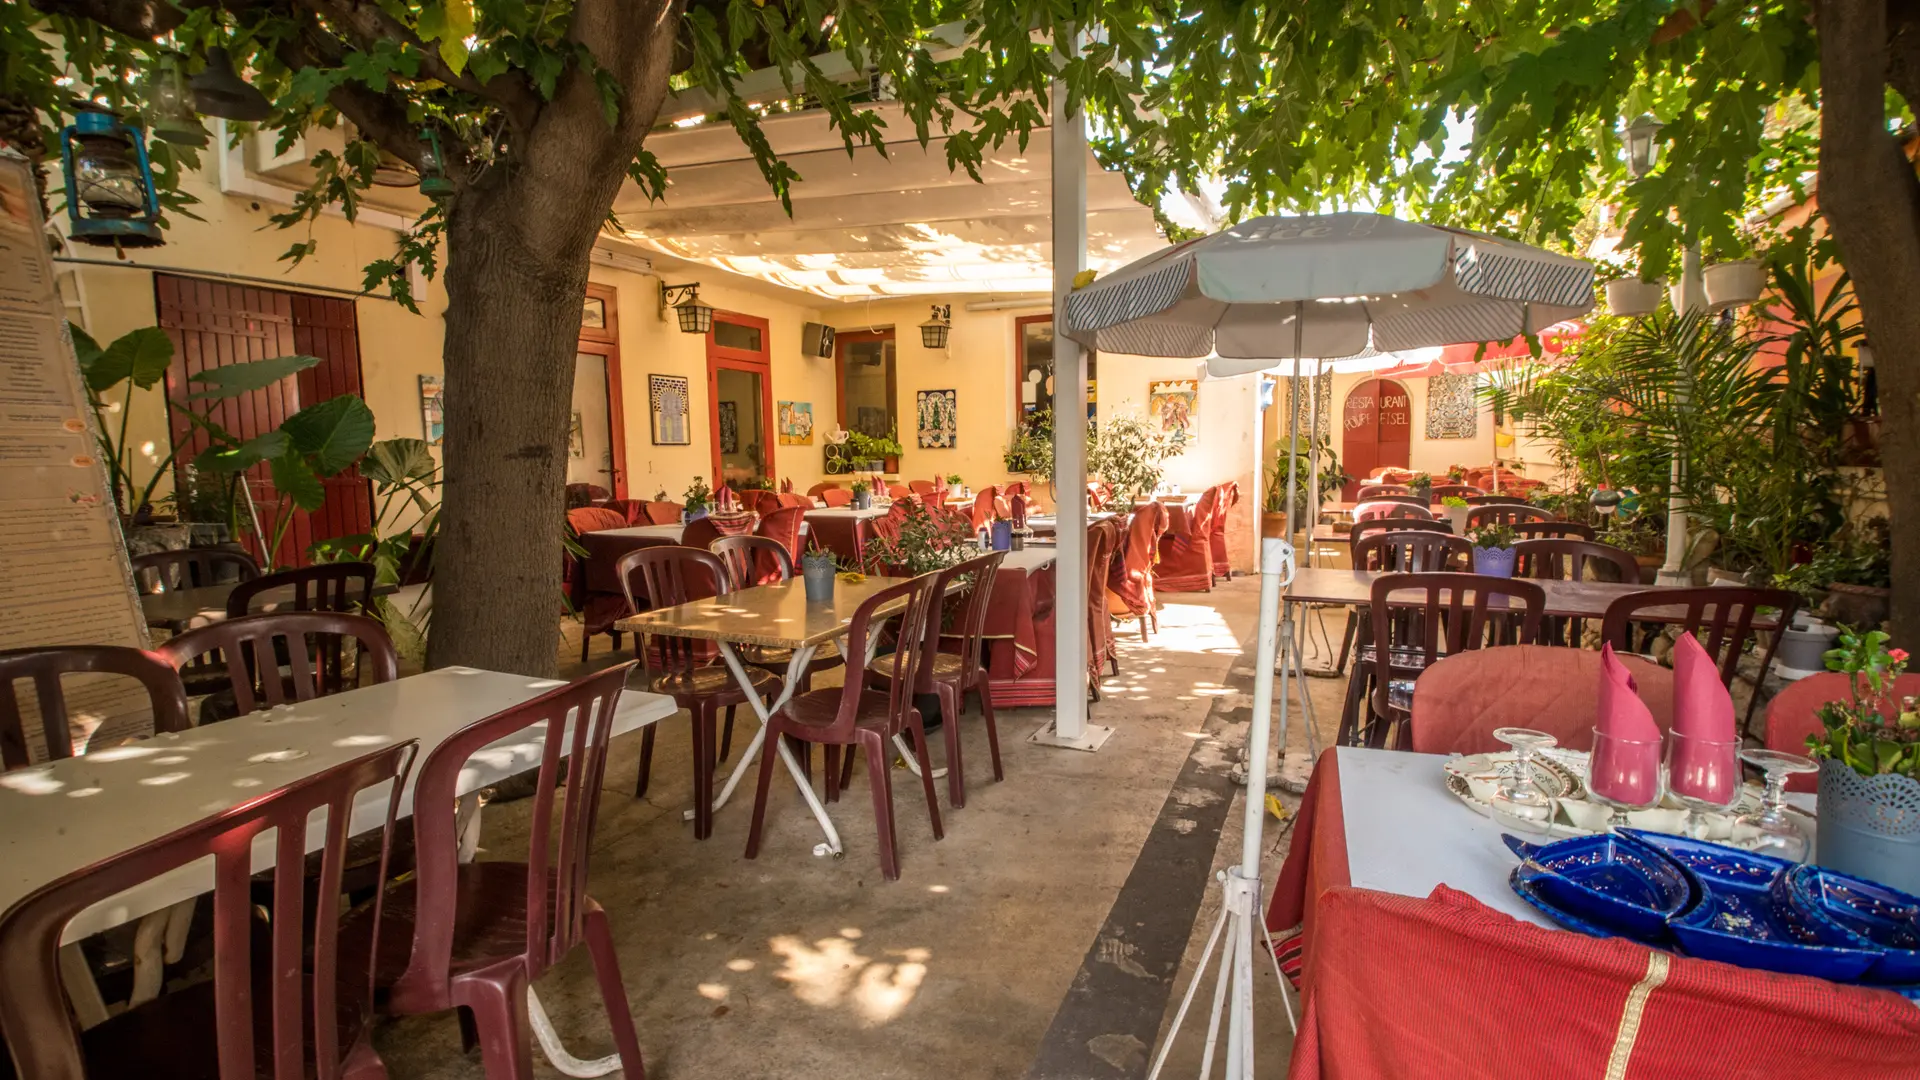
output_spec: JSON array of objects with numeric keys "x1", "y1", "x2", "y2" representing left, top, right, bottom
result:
[{"x1": 60, "y1": 104, "x2": 163, "y2": 249}]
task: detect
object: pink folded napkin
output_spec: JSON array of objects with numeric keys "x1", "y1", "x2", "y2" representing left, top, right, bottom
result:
[
  {"x1": 1670, "y1": 632, "x2": 1736, "y2": 742},
  {"x1": 1596, "y1": 643, "x2": 1662, "y2": 742}
]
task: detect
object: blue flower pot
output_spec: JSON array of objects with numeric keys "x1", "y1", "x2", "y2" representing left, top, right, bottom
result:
[
  {"x1": 990, "y1": 520, "x2": 1013, "y2": 551},
  {"x1": 1472, "y1": 545, "x2": 1517, "y2": 578}
]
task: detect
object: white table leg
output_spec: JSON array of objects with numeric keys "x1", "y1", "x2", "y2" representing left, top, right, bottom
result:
[
  {"x1": 59, "y1": 943, "x2": 110, "y2": 1029},
  {"x1": 683, "y1": 642, "x2": 845, "y2": 856}
]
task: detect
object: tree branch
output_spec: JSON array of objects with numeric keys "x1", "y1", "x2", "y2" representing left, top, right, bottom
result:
[
  {"x1": 28, "y1": 0, "x2": 189, "y2": 38},
  {"x1": 1889, "y1": 0, "x2": 1920, "y2": 118},
  {"x1": 293, "y1": 0, "x2": 539, "y2": 126},
  {"x1": 273, "y1": 13, "x2": 428, "y2": 172}
]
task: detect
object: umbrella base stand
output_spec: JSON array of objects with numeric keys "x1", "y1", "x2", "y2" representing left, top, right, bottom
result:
[
  {"x1": 1144, "y1": 866, "x2": 1295, "y2": 1080},
  {"x1": 1027, "y1": 721, "x2": 1115, "y2": 752}
]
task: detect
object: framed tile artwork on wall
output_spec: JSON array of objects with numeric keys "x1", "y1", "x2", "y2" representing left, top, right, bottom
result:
[
  {"x1": 649, "y1": 374, "x2": 691, "y2": 445},
  {"x1": 916, "y1": 389, "x2": 957, "y2": 448}
]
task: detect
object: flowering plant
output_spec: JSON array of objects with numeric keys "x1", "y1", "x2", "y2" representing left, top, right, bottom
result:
[
  {"x1": 1808, "y1": 627, "x2": 1919, "y2": 779},
  {"x1": 1466, "y1": 522, "x2": 1517, "y2": 549},
  {"x1": 1441, "y1": 496, "x2": 1469, "y2": 508}
]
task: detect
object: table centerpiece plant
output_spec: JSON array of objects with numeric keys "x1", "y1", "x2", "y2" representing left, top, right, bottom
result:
[
  {"x1": 862, "y1": 499, "x2": 973, "y2": 575},
  {"x1": 683, "y1": 477, "x2": 712, "y2": 520},
  {"x1": 1467, "y1": 521, "x2": 1518, "y2": 578},
  {"x1": 850, "y1": 479, "x2": 873, "y2": 510},
  {"x1": 800, "y1": 541, "x2": 838, "y2": 602},
  {"x1": 1806, "y1": 627, "x2": 1920, "y2": 891},
  {"x1": 1408, "y1": 470, "x2": 1433, "y2": 502},
  {"x1": 1441, "y1": 495, "x2": 1471, "y2": 534}
]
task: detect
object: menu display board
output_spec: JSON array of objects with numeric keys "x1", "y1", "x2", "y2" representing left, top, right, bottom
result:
[{"x1": 0, "y1": 149, "x2": 155, "y2": 760}]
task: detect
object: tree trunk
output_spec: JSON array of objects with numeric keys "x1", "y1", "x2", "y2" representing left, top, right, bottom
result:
[
  {"x1": 1817, "y1": 0, "x2": 1920, "y2": 644},
  {"x1": 426, "y1": 183, "x2": 599, "y2": 676}
]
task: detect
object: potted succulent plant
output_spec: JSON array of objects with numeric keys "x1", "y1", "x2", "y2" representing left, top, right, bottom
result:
[
  {"x1": 1806, "y1": 628, "x2": 1920, "y2": 892},
  {"x1": 1467, "y1": 522, "x2": 1518, "y2": 578},
  {"x1": 1407, "y1": 470, "x2": 1433, "y2": 503},
  {"x1": 801, "y1": 543, "x2": 838, "y2": 602},
  {"x1": 850, "y1": 479, "x2": 873, "y2": 510},
  {"x1": 1441, "y1": 495, "x2": 1471, "y2": 534},
  {"x1": 1703, "y1": 230, "x2": 1767, "y2": 310}
]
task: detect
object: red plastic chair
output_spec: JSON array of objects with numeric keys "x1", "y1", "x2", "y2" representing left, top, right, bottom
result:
[
  {"x1": 1108, "y1": 503, "x2": 1169, "y2": 640},
  {"x1": 600, "y1": 499, "x2": 646, "y2": 525},
  {"x1": 641, "y1": 500, "x2": 683, "y2": 525},
  {"x1": 1356, "y1": 483, "x2": 1412, "y2": 499},
  {"x1": 909, "y1": 480, "x2": 937, "y2": 498},
  {"x1": 130, "y1": 548, "x2": 259, "y2": 595},
  {"x1": 0, "y1": 741, "x2": 414, "y2": 1080},
  {"x1": 1427, "y1": 483, "x2": 1484, "y2": 501},
  {"x1": 1343, "y1": 572, "x2": 1546, "y2": 747},
  {"x1": 776, "y1": 493, "x2": 813, "y2": 510},
  {"x1": 227, "y1": 561, "x2": 376, "y2": 619},
  {"x1": 1464, "y1": 503, "x2": 1550, "y2": 528},
  {"x1": 0, "y1": 646, "x2": 189, "y2": 769},
  {"x1": 805, "y1": 482, "x2": 841, "y2": 499},
  {"x1": 156, "y1": 611, "x2": 398, "y2": 718},
  {"x1": 866, "y1": 553, "x2": 1007, "y2": 808},
  {"x1": 362, "y1": 665, "x2": 649, "y2": 1080},
  {"x1": 887, "y1": 483, "x2": 913, "y2": 500},
  {"x1": 616, "y1": 546, "x2": 777, "y2": 834},
  {"x1": 819, "y1": 488, "x2": 854, "y2": 507},
  {"x1": 1210, "y1": 480, "x2": 1239, "y2": 579},
  {"x1": 1511, "y1": 520, "x2": 1597, "y2": 541},
  {"x1": 754, "y1": 505, "x2": 807, "y2": 561},
  {"x1": 1600, "y1": 586, "x2": 1801, "y2": 729},
  {"x1": 1087, "y1": 520, "x2": 1122, "y2": 691},
  {"x1": 1464, "y1": 493, "x2": 1531, "y2": 506},
  {"x1": 1154, "y1": 486, "x2": 1220, "y2": 592},
  {"x1": 679, "y1": 515, "x2": 723, "y2": 551},
  {"x1": 710, "y1": 535, "x2": 846, "y2": 703},
  {"x1": 747, "y1": 574, "x2": 945, "y2": 879},
  {"x1": 1353, "y1": 500, "x2": 1435, "y2": 524}
]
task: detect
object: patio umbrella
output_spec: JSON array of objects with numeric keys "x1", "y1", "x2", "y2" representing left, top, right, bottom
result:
[{"x1": 1064, "y1": 212, "x2": 1592, "y2": 1080}]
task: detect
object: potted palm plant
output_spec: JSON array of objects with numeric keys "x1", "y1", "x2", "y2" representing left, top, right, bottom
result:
[
  {"x1": 1467, "y1": 522, "x2": 1518, "y2": 577},
  {"x1": 1806, "y1": 628, "x2": 1920, "y2": 892}
]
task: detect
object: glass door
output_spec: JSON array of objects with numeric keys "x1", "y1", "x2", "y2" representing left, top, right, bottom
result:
[{"x1": 706, "y1": 312, "x2": 774, "y2": 487}]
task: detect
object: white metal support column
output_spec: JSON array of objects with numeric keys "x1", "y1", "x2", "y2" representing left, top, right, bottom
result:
[
  {"x1": 1031, "y1": 33, "x2": 1112, "y2": 753},
  {"x1": 1656, "y1": 243, "x2": 1707, "y2": 586}
]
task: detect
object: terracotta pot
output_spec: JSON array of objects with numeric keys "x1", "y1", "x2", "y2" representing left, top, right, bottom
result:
[
  {"x1": 1261, "y1": 512, "x2": 1288, "y2": 539},
  {"x1": 1703, "y1": 260, "x2": 1766, "y2": 309},
  {"x1": 1605, "y1": 278, "x2": 1665, "y2": 317}
]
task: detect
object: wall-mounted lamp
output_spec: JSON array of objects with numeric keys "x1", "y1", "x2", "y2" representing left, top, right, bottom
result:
[
  {"x1": 919, "y1": 304, "x2": 952, "y2": 350},
  {"x1": 190, "y1": 46, "x2": 273, "y2": 122},
  {"x1": 1622, "y1": 113, "x2": 1662, "y2": 180},
  {"x1": 661, "y1": 282, "x2": 712, "y2": 334}
]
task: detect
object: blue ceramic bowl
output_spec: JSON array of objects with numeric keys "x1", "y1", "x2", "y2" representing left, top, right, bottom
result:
[
  {"x1": 1502, "y1": 833, "x2": 1691, "y2": 942},
  {"x1": 1620, "y1": 831, "x2": 1883, "y2": 982},
  {"x1": 1509, "y1": 866, "x2": 1626, "y2": 939},
  {"x1": 1785, "y1": 864, "x2": 1920, "y2": 984}
]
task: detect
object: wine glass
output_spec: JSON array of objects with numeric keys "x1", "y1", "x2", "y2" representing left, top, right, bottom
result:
[
  {"x1": 1488, "y1": 728, "x2": 1558, "y2": 833},
  {"x1": 1666, "y1": 730, "x2": 1741, "y2": 839},
  {"x1": 1733, "y1": 749, "x2": 1817, "y2": 862},
  {"x1": 1589, "y1": 727, "x2": 1664, "y2": 830}
]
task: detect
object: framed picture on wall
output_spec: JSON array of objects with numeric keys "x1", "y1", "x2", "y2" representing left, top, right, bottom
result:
[
  {"x1": 717, "y1": 400, "x2": 739, "y2": 454},
  {"x1": 916, "y1": 389, "x2": 957, "y2": 448},
  {"x1": 418, "y1": 374, "x2": 445, "y2": 445},
  {"x1": 581, "y1": 294, "x2": 607, "y2": 329},
  {"x1": 777, "y1": 400, "x2": 814, "y2": 444},
  {"x1": 649, "y1": 374, "x2": 691, "y2": 445},
  {"x1": 1148, "y1": 379, "x2": 1198, "y2": 446}
]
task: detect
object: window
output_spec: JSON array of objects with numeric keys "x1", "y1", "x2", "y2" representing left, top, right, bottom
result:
[
  {"x1": 836, "y1": 329, "x2": 897, "y2": 438},
  {"x1": 1015, "y1": 313, "x2": 1095, "y2": 423},
  {"x1": 713, "y1": 320, "x2": 762, "y2": 353}
]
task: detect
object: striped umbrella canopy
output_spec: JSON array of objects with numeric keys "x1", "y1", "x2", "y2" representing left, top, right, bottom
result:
[{"x1": 1064, "y1": 212, "x2": 1594, "y2": 377}]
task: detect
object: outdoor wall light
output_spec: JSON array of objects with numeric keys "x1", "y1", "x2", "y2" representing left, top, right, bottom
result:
[
  {"x1": 1590, "y1": 488, "x2": 1623, "y2": 517},
  {"x1": 415, "y1": 128, "x2": 455, "y2": 198},
  {"x1": 1622, "y1": 113, "x2": 1663, "y2": 180},
  {"x1": 144, "y1": 54, "x2": 208, "y2": 148},
  {"x1": 919, "y1": 304, "x2": 952, "y2": 349},
  {"x1": 60, "y1": 104, "x2": 164, "y2": 249},
  {"x1": 190, "y1": 47, "x2": 272, "y2": 122},
  {"x1": 661, "y1": 282, "x2": 713, "y2": 334}
]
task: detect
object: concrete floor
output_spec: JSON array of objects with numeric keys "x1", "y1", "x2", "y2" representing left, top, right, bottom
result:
[{"x1": 374, "y1": 581, "x2": 1354, "y2": 1080}]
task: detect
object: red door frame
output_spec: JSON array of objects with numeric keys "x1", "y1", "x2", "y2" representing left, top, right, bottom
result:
[
  {"x1": 1340, "y1": 377, "x2": 1413, "y2": 498},
  {"x1": 705, "y1": 310, "x2": 775, "y2": 483},
  {"x1": 578, "y1": 282, "x2": 629, "y2": 499},
  {"x1": 835, "y1": 327, "x2": 899, "y2": 471}
]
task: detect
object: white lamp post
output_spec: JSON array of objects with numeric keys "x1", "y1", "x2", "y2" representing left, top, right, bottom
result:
[{"x1": 1622, "y1": 112, "x2": 1702, "y2": 585}]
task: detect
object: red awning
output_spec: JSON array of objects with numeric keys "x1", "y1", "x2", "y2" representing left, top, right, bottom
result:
[{"x1": 1375, "y1": 322, "x2": 1586, "y2": 378}]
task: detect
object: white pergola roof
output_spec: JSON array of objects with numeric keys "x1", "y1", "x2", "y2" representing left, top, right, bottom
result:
[{"x1": 605, "y1": 103, "x2": 1168, "y2": 300}]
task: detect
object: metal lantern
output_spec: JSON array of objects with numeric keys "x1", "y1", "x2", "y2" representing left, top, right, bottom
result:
[
  {"x1": 190, "y1": 47, "x2": 272, "y2": 122},
  {"x1": 919, "y1": 303, "x2": 952, "y2": 349},
  {"x1": 1623, "y1": 113, "x2": 1663, "y2": 180},
  {"x1": 59, "y1": 105, "x2": 163, "y2": 248},
  {"x1": 145, "y1": 54, "x2": 208, "y2": 148},
  {"x1": 661, "y1": 283, "x2": 712, "y2": 334},
  {"x1": 369, "y1": 148, "x2": 417, "y2": 187},
  {"x1": 416, "y1": 128, "x2": 455, "y2": 198}
]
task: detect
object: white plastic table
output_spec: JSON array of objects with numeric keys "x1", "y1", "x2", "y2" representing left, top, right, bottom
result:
[
  {"x1": 593, "y1": 523, "x2": 684, "y2": 541},
  {"x1": 0, "y1": 666, "x2": 676, "y2": 944}
]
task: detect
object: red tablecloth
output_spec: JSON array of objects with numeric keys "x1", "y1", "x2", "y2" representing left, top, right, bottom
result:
[
  {"x1": 1268, "y1": 751, "x2": 1920, "y2": 1080},
  {"x1": 979, "y1": 557, "x2": 1058, "y2": 705}
]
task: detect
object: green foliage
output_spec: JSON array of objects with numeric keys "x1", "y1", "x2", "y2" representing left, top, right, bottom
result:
[
  {"x1": 1467, "y1": 522, "x2": 1518, "y2": 550},
  {"x1": 1265, "y1": 434, "x2": 1345, "y2": 517},
  {"x1": 72, "y1": 323, "x2": 176, "y2": 518},
  {"x1": 1089, "y1": 410, "x2": 1184, "y2": 506},
  {"x1": 845, "y1": 428, "x2": 904, "y2": 462},
  {"x1": 683, "y1": 476, "x2": 713, "y2": 514},
  {"x1": 311, "y1": 437, "x2": 439, "y2": 663},
  {"x1": 1775, "y1": 529, "x2": 1893, "y2": 606},
  {"x1": 1807, "y1": 627, "x2": 1920, "y2": 780},
  {"x1": 861, "y1": 499, "x2": 972, "y2": 575},
  {"x1": 1004, "y1": 409, "x2": 1054, "y2": 479}
]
